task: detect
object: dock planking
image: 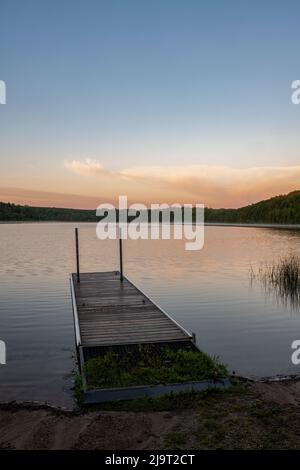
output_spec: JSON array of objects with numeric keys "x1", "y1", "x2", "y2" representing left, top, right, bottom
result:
[{"x1": 71, "y1": 271, "x2": 192, "y2": 348}]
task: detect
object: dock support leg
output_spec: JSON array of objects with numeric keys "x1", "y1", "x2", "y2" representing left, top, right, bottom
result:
[
  {"x1": 75, "y1": 227, "x2": 80, "y2": 283},
  {"x1": 119, "y1": 228, "x2": 123, "y2": 282}
]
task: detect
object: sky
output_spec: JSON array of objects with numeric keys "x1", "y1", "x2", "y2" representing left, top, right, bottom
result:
[{"x1": 1, "y1": 0, "x2": 300, "y2": 209}]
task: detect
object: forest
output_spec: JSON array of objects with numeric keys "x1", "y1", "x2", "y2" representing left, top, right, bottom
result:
[{"x1": 1, "y1": 191, "x2": 300, "y2": 224}]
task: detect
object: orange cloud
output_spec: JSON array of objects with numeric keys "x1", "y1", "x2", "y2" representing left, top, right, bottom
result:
[
  {"x1": 0, "y1": 187, "x2": 113, "y2": 209},
  {"x1": 63, "y1": 159, "x2": 300, "y2": 208},
  {"x1": 1, "y1": 161, "x2": 299, "y2": 209}
]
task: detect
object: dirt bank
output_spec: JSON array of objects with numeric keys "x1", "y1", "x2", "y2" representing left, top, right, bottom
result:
[{"x1": 1, "y1": 379, "x2": 300, "y2": 450}]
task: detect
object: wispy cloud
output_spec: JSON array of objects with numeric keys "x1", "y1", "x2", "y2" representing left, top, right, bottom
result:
[
  {"x1": 63, "y1": 158, "x2": 300, "y2": 207},
  {"x1": 0, "y1": 187, "x2": 111, "y2": 209},
  {"x1": 64, "y1": 158, "x2": 107, "y2": 176}
]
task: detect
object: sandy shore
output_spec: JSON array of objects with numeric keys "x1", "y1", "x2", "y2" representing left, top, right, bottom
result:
[{"x1": 1, "y1": 379, "x2": 300, "y2": 450}]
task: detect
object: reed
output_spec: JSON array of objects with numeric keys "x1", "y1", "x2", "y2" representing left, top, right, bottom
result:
[{"x1": 250, "y1": 254, "x2": 300, "y2": 309}]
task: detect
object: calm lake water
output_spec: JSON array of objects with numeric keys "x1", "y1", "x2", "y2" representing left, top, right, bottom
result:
[{"x1": 0, "y1": 223, "x2": 300, "y2": 407}]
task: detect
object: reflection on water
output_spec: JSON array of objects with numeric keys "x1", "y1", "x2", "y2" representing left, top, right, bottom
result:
[{"x1": 0, "y1": 223, "x2": 300, "y2": 406}]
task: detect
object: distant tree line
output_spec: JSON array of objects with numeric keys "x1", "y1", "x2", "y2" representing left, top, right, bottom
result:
[
  {"x1": 204, "y1": 191, "x2": 300, "y2": 224},
  {"x1": 1, "y1": 191, "x2": 300, "y2": 224},
  {"x1": 0, "y1": 202, "x2": 97, "y2": 222}
]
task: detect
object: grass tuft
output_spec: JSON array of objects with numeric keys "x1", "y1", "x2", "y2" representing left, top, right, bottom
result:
[
  {"x1": 83, "y1": 346, "x2": 228, "y2": 390},
  {"x1": 250, "y1": 253, "x2": 300, "y2": 309}
]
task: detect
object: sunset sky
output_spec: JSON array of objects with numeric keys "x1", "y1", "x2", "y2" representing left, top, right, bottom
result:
[{"x1": 1, "y1": 0, "x2": 300, "y2": 209}]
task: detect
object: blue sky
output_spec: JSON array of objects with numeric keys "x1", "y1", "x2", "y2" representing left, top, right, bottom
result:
[{"x1": 1, "y1": 0, "x2": 300, "y2": 207}]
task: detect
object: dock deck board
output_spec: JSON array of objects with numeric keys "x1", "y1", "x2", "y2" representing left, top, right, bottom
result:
[{"x1": 71, "y1": 271, "x2": 191, "y2": 347}]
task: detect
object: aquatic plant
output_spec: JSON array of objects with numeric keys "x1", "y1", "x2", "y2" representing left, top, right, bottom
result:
[{"x1": 250, "y1": 253, "x2": 300, "y2": 309}]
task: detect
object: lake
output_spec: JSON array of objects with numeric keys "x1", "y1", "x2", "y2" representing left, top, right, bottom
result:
[{"x1": 0, "y1": 222, "x2": 300, "y2": 407}]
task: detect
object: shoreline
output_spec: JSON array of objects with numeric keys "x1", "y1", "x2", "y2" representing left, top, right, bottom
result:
[
  {"x1": 1, "y1": 220, "x2": 300, "y2": 229},
  {"x1": 1, "y1": 377, "x2": 300, "y2": 449},
  {"x1": 205, "y1": 222, "x2": 300, "y2": 229},
  {"x1": 1, "y1": 373, "x2": 299, "y2": 412}
]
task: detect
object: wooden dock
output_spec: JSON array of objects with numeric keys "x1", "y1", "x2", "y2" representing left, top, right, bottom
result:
[
  {"x1": 71, "y1": 271, "x2": 192, "y2": 349},
  {"x1": 70, "y1": 269, "x2": 230, "y2": 403}
]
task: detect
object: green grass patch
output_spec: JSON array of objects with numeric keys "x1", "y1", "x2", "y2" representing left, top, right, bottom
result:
[{"x1": 84, "y1": 346, "x2": 228, "y2": 390}]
